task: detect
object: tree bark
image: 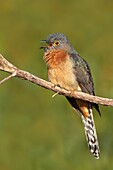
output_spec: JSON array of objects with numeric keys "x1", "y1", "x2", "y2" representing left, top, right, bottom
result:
[{"x1": 0, "y1": 54, "x2": 113, "y2": 106}]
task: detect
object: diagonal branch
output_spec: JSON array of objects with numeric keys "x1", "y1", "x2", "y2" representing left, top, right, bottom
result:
[{"x1": 0, "y1": 53, "x2": 113, "y2": 106}]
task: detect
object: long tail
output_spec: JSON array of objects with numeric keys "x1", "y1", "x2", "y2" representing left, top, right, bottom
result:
[
  {"x1": 66, "y1": 97, "x2": 100, "y2": 159},
  {"x1": 81, "y1": 104, "x2": 100, "y2": 159}
]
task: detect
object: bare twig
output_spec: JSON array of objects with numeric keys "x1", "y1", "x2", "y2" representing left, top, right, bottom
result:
[
  {"x1": 0, "y1": 53, "x2": 113, "y2": 106},
  {"x1": 0, "y1": 71, "x2": 16, "y2": 85},
  {"x1": 52, "y1": 92, "x2": 59, "y2": 98}
]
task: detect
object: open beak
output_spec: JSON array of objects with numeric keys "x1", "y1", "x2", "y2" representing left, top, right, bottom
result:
[{"x1": 40, "y1": 40, "x2": 48, "y2": 49}]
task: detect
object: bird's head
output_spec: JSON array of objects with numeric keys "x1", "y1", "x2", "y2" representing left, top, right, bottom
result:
[{"x1": 40, "y1": 33, "x2": 73, "y2": 52}]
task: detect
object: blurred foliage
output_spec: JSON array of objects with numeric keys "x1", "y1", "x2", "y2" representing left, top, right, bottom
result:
[{"x1": 0, "y1": 0, "x2": 113, "y2": 169}]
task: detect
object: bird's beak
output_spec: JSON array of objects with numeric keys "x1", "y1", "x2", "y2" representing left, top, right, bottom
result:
[
  {"x1": 40, "y1": 40, "x2": 48, "y2": 49},
  {"x1": 40, "y1": 40, "x2": 46, "y2": 42}
]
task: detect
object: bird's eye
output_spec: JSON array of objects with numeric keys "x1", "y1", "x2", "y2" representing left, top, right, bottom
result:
[{"x1": 54, "y1": 41, "x2": 60, "y2": 46}]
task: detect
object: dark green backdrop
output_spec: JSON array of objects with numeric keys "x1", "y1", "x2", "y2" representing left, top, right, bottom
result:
[{"x1": 0, "y1": 0, "x2": 113, "y2": 169}]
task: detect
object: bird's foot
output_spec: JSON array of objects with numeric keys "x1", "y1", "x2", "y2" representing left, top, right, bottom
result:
[{"x1": 70, "y1": 89, "x2": 76, "y2": 97}]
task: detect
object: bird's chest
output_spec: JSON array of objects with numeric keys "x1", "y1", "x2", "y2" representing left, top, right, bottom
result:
[{"x1": 45, "y1": 50, "x2": 78, "y2": 90}]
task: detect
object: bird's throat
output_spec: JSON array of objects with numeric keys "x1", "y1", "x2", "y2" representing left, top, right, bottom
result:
[{"x1": 43, "y1": 49, "x2": 67, "y2": 67}]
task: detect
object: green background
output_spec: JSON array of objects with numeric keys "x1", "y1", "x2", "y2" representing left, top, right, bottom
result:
[{"x1": 0, "y1": 0, "x2": 113, "y2": 169}]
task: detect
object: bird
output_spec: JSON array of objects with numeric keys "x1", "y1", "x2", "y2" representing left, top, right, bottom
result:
[{"x1": 40, "y1": 33, "x2": 101, "y2": 159}]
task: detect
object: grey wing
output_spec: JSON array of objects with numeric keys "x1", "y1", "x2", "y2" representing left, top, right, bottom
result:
[
  {"x1": 71, "y1": 53, "x2": 94, "y2": 94},
  {"x1": 70, "y1": 52, "x2": 101, "y2": 115}
]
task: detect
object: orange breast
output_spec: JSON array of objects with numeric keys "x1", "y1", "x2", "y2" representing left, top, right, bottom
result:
[{"x1": 44, "y1": 49, "x2": 79, "y2": 91}]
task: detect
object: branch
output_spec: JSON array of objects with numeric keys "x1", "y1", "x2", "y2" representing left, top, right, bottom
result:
[{"x1": 0, "y1": 54, "x2": 113, "y2": 106}]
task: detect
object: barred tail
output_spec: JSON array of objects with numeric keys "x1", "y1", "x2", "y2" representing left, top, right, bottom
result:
[
  {"x1": 66, "y1": 97, "x2": 100, "y2": 159},
  {"x1": 81, "y1": 105, "x2": 100, "y2": 159}
]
